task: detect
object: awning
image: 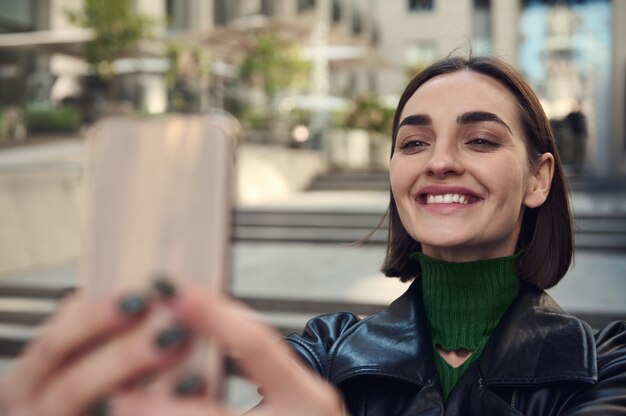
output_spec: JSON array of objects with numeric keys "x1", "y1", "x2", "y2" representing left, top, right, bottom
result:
[
  {"x1": 0, "y1": 28, "x2": 94, "y2": 56},
  {"x1": 0, "y1": 28, "x2": 163, "y2": 58}
]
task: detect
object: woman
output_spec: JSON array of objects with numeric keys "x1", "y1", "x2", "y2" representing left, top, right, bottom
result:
[{"x1": 1, "y1": 55, "x2": 624, "y2": 415}]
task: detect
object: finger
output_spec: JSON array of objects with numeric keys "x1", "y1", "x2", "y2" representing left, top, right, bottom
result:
[
  {"x1": 111, "y1": 391, "x2": 234, "y2": 416},
  {"x1": 0, "y1": 291, "x2": 149, "y2": 402},
  {"x1": 161, "y1": 281, "x2": 342, "y2": 411},
  {"x1": 37, "y1": 321, "x2": 190, "y2": 416},
  {"x1": 173, "y1": 373, "x2": 207, "y2": 397}
]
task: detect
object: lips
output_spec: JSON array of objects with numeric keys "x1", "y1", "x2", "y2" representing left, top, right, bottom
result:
[{"x1": 416, "y1": 185, "x2": 483, "y2": 205}]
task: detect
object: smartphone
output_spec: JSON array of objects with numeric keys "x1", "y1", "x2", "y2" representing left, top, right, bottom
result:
[{"x1": 79, "y1": 114, "x2": 235, "y2": 396}]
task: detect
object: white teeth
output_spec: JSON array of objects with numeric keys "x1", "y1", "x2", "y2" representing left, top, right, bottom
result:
[{"x1": 425, "y1": 193, "x2": 470, "y2": 205}]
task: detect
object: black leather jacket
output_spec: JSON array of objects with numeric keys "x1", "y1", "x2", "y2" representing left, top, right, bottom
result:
[{"x1": 285, "y1": 280, "x2": 626, "y2": 415}]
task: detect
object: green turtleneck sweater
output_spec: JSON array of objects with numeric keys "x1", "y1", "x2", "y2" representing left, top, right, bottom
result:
[{"x1": 410, "y1": 252, "x2": 521, "y2": 400}]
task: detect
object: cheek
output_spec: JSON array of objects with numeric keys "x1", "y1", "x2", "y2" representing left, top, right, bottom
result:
[{"x1": 389, "y1": 158, "x2": 414, "y2": 199}]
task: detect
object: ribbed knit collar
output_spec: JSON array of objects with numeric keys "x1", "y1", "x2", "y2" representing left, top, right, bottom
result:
[
  {"x1": 410, "y1": 252, "x2": 521, "y2": 351},
  {"x1": 410, "y1": 252, "x2": 521, "y2": 399}
]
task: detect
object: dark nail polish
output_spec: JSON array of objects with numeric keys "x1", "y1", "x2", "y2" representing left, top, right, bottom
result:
[
  {"x1": 174, "y1": 373, "x2": 205, "y2": 396},
  {"x1": 155, "y1": 324, "x2": 188, "y2": 350},
  {"x1": 88, "y1": 398, "x2": 109, "y2": 416},
  {"x1": 118, "y1": 295, "x2": 147, "y2": 317},
  {"x1": 152, "y1": 276, "x2": 176, "y2": 299}
]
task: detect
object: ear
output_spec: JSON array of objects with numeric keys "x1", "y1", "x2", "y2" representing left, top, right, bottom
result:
[{"x1": 523, "y1": 152, "x2": 554, "y2": 209}]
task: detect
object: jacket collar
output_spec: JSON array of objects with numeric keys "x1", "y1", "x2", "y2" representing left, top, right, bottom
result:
[
  {"x1": 326, "y1": 280, "x2": 597, "y2": 387},
  {"x1": 478, "y1": 283, "x2": 597, "y2": 386},
  {"x1": 327, "y1": 280, "x2": 435, "y2": 386}
]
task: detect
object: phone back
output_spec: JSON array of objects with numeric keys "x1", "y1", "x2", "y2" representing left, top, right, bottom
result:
[{"x1": 80, "y1": 114, "x2": 234, "y2": 294}]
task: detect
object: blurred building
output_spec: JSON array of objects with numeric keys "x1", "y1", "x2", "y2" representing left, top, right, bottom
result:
[
  {"x1": 0, "y1": 0, "x2": 624, "y2": 176},
  {"x1": 371, "y1": 0, "x2": 625, "y2": 178}
]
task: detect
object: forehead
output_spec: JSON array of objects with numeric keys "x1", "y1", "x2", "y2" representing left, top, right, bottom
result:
[{"x1": 400, "y1": 70, "x2": 521, "y2": 126}]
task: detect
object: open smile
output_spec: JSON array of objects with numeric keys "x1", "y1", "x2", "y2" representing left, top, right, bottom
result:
[
  {"x1": 416, "y1": 185, "x2": 484, "y2": 207},
  {"x1": 425, "y1": 193, "x2": 473, "y2": 205}
]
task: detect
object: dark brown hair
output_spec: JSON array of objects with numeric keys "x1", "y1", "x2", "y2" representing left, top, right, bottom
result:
[{"x1": 382, "y1": 55, "x2": 573, "y2": 289}]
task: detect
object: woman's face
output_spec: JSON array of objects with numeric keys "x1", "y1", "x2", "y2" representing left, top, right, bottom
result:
[{"x1": 390, "y1": 70, "x2": 551, "y2": 262}]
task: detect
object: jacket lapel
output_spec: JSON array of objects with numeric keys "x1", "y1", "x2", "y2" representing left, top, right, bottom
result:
[
  {"x1": 478, "y1": 283, "x2": 598, "y2": 387},
  {"x1": 326, "y1": 280, "x2": 436, "y2": 386}
]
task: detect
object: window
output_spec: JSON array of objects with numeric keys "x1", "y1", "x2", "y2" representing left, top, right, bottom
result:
[
  {"x1": 166, "y1": 0, "x2": 189, "y2": 31},
  {"x1": 351, "y1": 10, "x2": 362, "y2": 34},
  {"x1": 261, "y1": 0, "x2": 274, "y2": 16},
  {"x1": 297, "y1": 0, "x2": 317, "y2": 13},
  {"x1": 408, "y1": 0, "x2": 434, "y2": 12},
  {"x1": 0, "y1": 0, "x2": 35, "y2": 32},
  {"x1": 472, "y1": 0, "x2": 492, "y2": 54},
  {"x1": 332, "y1": 0, "x2": 342, "y2": 22}
]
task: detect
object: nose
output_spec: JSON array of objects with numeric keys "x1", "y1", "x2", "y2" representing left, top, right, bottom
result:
[{"x1": 425, "y1": 140, "x2": 464, "y2": 178}]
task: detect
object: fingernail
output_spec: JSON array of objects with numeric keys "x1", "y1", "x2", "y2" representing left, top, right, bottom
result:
[
  {"x1": 155, "y1": 324, "x2": 188, "y2": 350},
  {"x1": 118, "y1": 294, "x2": 147, "y2": 317},
  {"x1": 174, "y1": 373, "x2": 205, "y2": 396},
  {"x1": 88, "y1": 398, "x2": 109, "y2": 416},
  {"x1": 152, "y1": 276, "x2": 176, "y2": 299}
]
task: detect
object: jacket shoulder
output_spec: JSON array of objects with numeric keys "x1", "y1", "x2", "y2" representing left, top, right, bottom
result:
[
  {"x1": 595, "y1": 320, "x2": 626, "y2": 374},
  {"x1": 561, "y1": 320, "x2": 626, "y2": 415},
  {"x1": 284, "y1": 312, "x2": 362, "y2": 376}
]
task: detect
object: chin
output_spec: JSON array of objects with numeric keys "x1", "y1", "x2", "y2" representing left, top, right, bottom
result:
[{"x1": 413, "y1": 235, "x2": 473, "y2": 251}]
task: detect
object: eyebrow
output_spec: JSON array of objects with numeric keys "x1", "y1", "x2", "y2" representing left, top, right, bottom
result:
[
  {"x1": 398, "y1": 114, "x2": 432, "y2": 128},
  {"x1": 398, "y1": 111, "x2": 512, "y2": 134},
  {"x1": 457, "y1": 111, "x2": 512, "y2": 133}
]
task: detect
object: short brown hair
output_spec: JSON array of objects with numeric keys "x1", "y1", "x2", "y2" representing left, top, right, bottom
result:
[{"x1": 382, "y1": 55, "x2": 573, "y2": 289}]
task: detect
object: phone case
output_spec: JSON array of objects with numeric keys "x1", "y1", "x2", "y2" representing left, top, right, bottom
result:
[{"x1": 79, "y1": 114, "x2": 235, "y2": 396}]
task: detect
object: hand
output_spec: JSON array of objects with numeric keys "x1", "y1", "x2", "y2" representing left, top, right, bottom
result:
[
  {"x1": 0, "y1": 290, "x2": 191, "y2": 416},
  {"x1": 111, "y1": 279, "x2": 346, "y2": 416}
]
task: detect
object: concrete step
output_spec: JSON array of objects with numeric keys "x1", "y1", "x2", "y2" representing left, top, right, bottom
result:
[
  {"x1": 308, "y1": 180, "x2": 390, "y2": 191},
  {"x1": 231, "y1": 211, "x2": 626, "y2": 250},
  {"x1": 235, "y1": 208, "x2": 626, "y2": 230}
]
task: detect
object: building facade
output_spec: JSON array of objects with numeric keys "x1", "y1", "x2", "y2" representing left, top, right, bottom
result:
[
  {"x1": 0, "y1": 0, "x2": 624, "y2": 176},
  {"x1": 371, "y1": 0, "x2": 625, "y2": 177}
]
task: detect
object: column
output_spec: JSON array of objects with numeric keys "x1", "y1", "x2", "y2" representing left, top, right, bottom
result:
[
  {"x1": 491, "y1": 0, "x2": 519, "y2": 65},
  {"x1": 611, "y1": 0, "x2": 626, "y2": 175}
]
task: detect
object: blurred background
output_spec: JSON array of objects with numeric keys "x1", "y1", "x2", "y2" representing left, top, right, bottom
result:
[{"x1": 0, "y1": 0, "x2": 625, "y2": 407}]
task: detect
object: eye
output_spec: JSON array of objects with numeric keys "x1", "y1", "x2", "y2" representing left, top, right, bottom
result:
[
  {"x1": 466, "y1": 137, "x2": 499, "y2": 150},
  {"x1": 397, "y1": 139, "x2": 428, "y2": 154}
]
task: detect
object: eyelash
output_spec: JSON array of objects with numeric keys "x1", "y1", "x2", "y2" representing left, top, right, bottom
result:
[
  {"x1": 397, "y1": 139, "x2": 427, "y2": 153},
  {"x1": 466, "y1": 137, "x2": 499, "y2": 149}
]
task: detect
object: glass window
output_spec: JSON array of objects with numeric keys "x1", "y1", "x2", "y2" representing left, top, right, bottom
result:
[
  {"x1": 0, "y1": 0, "x2": 34, "y2": 32},
  {"x1": 472, "y1": 0, "x2": 492, "y2": 55},
  {"x1": 408, "y1": 0, "x2": 434, "y2": 12},
  {"x1": 332, "y1": 0, "x2": 342, "y2": 22},
  {"x1": 261, "y1": 0, "x2": 274, "y2": 16},
  {"x1": 166, "y1": 0, "x2": 189, "y2": 31},
  {"x1": 519, "y1": 0, "x2": 611, "y2": 172},
  {"x1": 297, "y1": 0, "x2": 317, "y2": 13}
]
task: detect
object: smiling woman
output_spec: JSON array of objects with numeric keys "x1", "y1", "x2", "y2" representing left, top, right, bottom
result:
[{"x1": 284, "y1": 56, "x2": 626, "y2": 414}]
